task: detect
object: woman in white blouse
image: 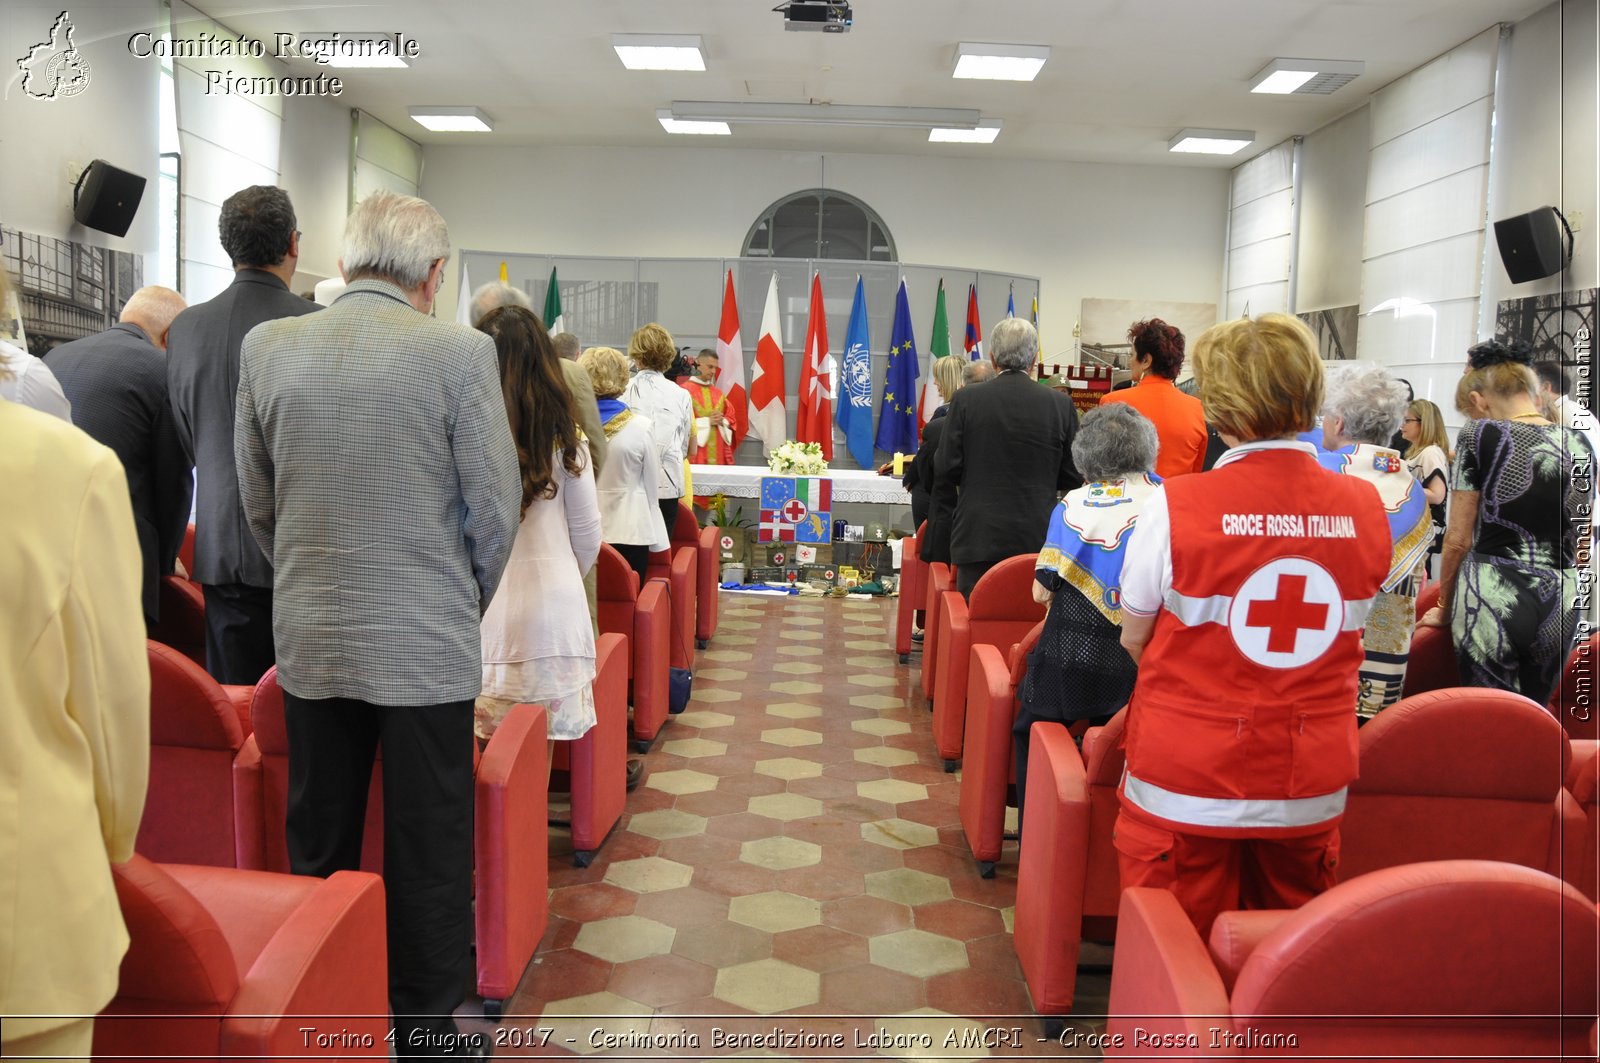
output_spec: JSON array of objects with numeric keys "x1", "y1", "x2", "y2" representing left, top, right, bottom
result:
[
  {"x1": 581, "y1": 345, "x2": 671, "y2": 590},
  {"x1": 474, "y1": 307, "x2": 602, "y2": 744},
  {"x1": 622, "y1": 322, "x2": 694, "y2": 537}
]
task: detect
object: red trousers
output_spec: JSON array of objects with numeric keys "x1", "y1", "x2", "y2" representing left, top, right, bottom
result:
[{"x1": 1113, "y1": 800, "x2": 1341, "y2": 939}]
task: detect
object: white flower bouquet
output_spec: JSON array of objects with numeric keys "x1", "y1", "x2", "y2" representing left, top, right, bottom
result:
[{"x1": 767, "y1": 440, "x2": 829, "y2": 476}]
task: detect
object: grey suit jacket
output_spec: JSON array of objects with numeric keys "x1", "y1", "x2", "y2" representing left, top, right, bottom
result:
[
  {"x1": 46, "y1": 322, "x2": 192, "y2": 622},
  {"x1": 167, "y1": 269, "x2": 320, "y2": 588},
  {"x1": 560, "y1": 357, "x2": 607, "y2": 476},
  {"x1": 234, "y1": 279, "x2": 521, "y2": 706}
]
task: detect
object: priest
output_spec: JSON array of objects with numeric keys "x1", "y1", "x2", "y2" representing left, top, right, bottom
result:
[{"x1": 681, "y1": 348, "x2": 742, "y2": 465}]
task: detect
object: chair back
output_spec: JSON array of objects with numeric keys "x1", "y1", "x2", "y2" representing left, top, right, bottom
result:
[
  {"x1": 1571, "y1": 747, "x2": 1599, "y2": 900},
  {"x1": 969, "y1": 554, "x2": 1047, "y2": 656},
  {"x1": 1341, "y1": 688, "x2": 1577, "y2": 882},
  {"x1": 150, "y1": 575, "x2": 207, "y2": 667},
  {"x1": 1231, "y1": 860, "x2": 1598, "y2": 1056},
  {"x1": 141, "y1": 641, "x2": 245, "y2": 866}
]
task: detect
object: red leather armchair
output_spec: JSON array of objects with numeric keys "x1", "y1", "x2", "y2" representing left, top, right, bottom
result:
[
  {"x1": 140, "y1": 641, "x2": 254, "y2": 867},
  {"x1": 1402, "y1": 582, "x2": 1458, "y2": 697},
  {"x1": 1105, "y1": 861, "x2": 1598, "y2": 1057},
  {"x1": 919, "y1": 561, "x2": 954, "y2": 706},
  {"x1": 598, "y1": 543, "x2": 672, "y2": 751},
  {"x1": 1551, "y1": 633, "x2": 1600, "y2": 741},
  {"x1": 1339, "y1": 687, "x2": 1583, "y2": 887},
  {"x1": 959, "y1": 622, "x2": 1042, "y2": 875},
  {"x1": 931, "y1": 555, "x2": 1045, "y2": 770},
  {"x1": 893, "y1": 522, "x2": 927, "y2": 664},
  {"x1": 552, "y1": 631, "x2": 629, "y2": 867},
  {"x1": 1567, "y1": 739, "x2": 1598, "y2": 900},
  {"x1": 648, "y1": 531, "x2": 698, "y2": 671},
  {"x1": 93, "y1": 854, "x2": 388, "y2": 1060},
  {"x1": 1014, "y1": 712, "x2": 1127, "y2": 1023},
  {"x1": 670, "y1": 502, "x2": 719, "y2": 648},
  {"x1": 150, "y1": 575, "x2": 208, "y2": 668},
  {"x1": 178, "y1": 521, "x2": 196, "y2": 577}
]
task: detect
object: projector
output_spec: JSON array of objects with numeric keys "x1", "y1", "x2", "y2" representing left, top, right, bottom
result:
[{"x1": 776, "y1": 0, "x2": 853, "y2": 33}]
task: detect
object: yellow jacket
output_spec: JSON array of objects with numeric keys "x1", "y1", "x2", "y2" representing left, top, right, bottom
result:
[{"x1": 0, "y1": 398, "x2": 148, "y2": 1022}]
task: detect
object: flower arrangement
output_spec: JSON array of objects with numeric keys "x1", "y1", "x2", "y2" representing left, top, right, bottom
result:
[{"x1": 767, "y1": 440, "x2": 829, "y2": 476}]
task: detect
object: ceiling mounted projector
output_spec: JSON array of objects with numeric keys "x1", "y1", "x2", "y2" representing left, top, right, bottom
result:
[{"x1": 774, "y1": 0, "x2": 853, "y2": 33}]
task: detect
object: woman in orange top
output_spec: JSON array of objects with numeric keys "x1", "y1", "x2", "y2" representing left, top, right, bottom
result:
[{"x1": 1101, "y1": 318, "x2": 1207, "y2": 478}]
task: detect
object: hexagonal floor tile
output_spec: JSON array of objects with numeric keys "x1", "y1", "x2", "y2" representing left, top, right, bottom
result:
[
  {"x1": 769, "y1": 680, "x2": 823, "y2": 696},
  {"x1": 785, "y1": 629, "x2": 825, "y2": 641},
  {"x1": 754, "y1": 756, "x2": 824, "y2": 780},
  {"x1": 861, "y1": 817, "x2": 941, "y2": 849},
  {"x1": 739, "y1": 835, "x2": 823, "y2": 870},
  {"x1": 573, "y1": 914, "x2": 676, "y2": 963},
  {"x1": 696, "y1": 667, "x2": 749, "y2": 682},
  {"x1": 606, "y1": 953, "x2": 717, "y2": 1008},
  {"x1": 747, "y1": 792, "x2": 825, "y2": 821},
  {"x1": 849, "y1": 693, "x2": 904, "y2": 710},
  {"x1": 717, "y1": 620, "x2": 759, "y2": 632},
  {"x1": 849, "y1": 673, "x2": 899, "y2": 687},
  {"x1": 761, "y1": 727, "x2": 823, "y2": 747},
  {"x1": 765, "y1": 701, "x2": 822, "y2": 720},
  {"x1": 865, "y1": 867, "x2": 954, "y2": 906},
  {"x1": 701, "y1": 649, "x2": 754, "y2": 663},
  {"x1": 852, "y1": 717, "x2": 912, "y2": 737},
  {"x1": 868, "y1": 928, "x2": 970, "y2": 977},
  {"x1": 854, "y1": 745, "x2": 919, "y2": 768},
  {"x1": 627, "y1": 808, "x2": 710, "y2": 840},
  {"x1": 661, "y1": 737, "x2": 728, "y2": 759},
  {"x1": 784, "y1": 615, "x2": 824, "y2": 626},
  {"x1": 646, "y1": 769, "x2": 720, "y2": 796},
  {"x1": 603, "y1": 856, "x2": 696, "y2": 894},
  {"x1": 845, "y1": 639, "x2": 883, "y2": 650},
  {"x1": 673, "y1": 709, "x2": 736, "y2": 730},
  {"x1": 777, "y1": 644, "x2": 824, "y2": 657},
  {"x1": 713, "y1": 958, "x2": 821, "y2": 1012},
  {"x1": 772, "y1": 661, "x2": 818, "y2": 675},
  {"x1": 713, "y1": 634, "x2": 755, "y2": 646},
  {"x1": 727, "y1": 890, "x2": 823, "y2": 933},
  {"x1": 690, "y1": 688, "x2": 743, "y2": 704},
  {"x1": 857, "y1": 778, "x2": 930, "y2": 805},
  {"x1": 538, "y1": 991, "x2": 654, "y2": 1056},
  {"x1": 846, "y1": 654, "x2": 888, "y2": 669},
  {"x1": 1001, "y1": 906, "x2": 1015, "y2": 933}
]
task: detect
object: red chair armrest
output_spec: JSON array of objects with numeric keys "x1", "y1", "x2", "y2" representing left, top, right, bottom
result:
[
  {"x1": 1014, "y1": 722, "x2": 1091, "y2": 1014},
  {"x1": 474, "y1": 703, "x2": 550, "y2": 1004},
  {"x1": 695, "y1": 525, "x2": 718, "y2": 642},
  {"x1": 959, "y1": 643, "x2": 1016, "y2": 864},
  {"x1": 1104, "y1": 888, "x2": 1234, "y2": 1056},
  {"x1": 570, "y1": 634, "x2": 629, "y2": 852},
  {"x1": 932, "y1": 590, "x2": 973, "y2": 762},
  {"x1": 631, "y1": 579, "x2": 672, "y2": 743},
  {"x1": 232, "y1": 738, "x2": 265, "y2": 870}
]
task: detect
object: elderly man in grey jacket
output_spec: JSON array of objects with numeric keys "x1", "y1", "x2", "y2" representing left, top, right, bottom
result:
[{"x1": 235, "y1": 190, "x2": 518, "y2": 1058}]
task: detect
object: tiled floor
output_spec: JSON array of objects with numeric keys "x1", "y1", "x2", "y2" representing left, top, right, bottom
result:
[{"x1": 484, "y1": 592, "x2": 1109, "y2": 1058}]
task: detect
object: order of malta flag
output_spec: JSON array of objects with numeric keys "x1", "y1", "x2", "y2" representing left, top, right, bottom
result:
[
  {"x1": 795, "y1": 272, "x2": 835, "y2": 460},
  {"x1": 714, "y1": 269, "x2": 748, "y2": 452}
]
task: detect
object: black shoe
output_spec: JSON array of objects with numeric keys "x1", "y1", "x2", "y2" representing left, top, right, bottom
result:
[
  {"x1": 626, "y1": 758, "x2": 646, "y2": 791},
  {"x1": 911, "y1": 629, "x2": 924, "y2": 644}
]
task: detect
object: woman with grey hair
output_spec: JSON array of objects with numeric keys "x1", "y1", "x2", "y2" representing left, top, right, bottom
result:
[
  {"x1": 1013, "y1": 403, "x2": 1160, "y2": 832},
  {"x1": 1318, "y1": 362, "x2": 1433, "y2": 720}
]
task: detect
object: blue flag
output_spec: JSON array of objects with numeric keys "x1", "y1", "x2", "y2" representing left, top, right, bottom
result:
[
  {"x1": 1007, "y1": 285, "x2": 1016, "y2": 318},
  {"x1": 836, "y1": 275, "x2": 875, "y2": 469},
  {"x1": 874, "y1": 279, "x2": 920, "y2": 455}
]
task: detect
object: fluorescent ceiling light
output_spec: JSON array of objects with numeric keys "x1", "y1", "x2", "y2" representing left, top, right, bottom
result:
[
  {"x1": 669, "y1": 101, "x2": 980, "y2": 129},
  {"x1": 929, "y1": 119, "x2": 1003, "y2": 143},
  {"x1": 1168, "y1": 128, "x2": 1254, "y2": 155},
  {"x1": 953, "y1": 43, "x2": 1050, "y2": 81},
  {"x1": 1249, "y1": 57, "x2": 1365, "y2": 94},
  {"x1": 657, "y1": 109, "x2": 731, "y2": 135},
  {"x1": 612, "y1": 34, "x2": 705, "y2": 71},
  {"x1": 409, "y1": 107, "x2": 493, "y2": 133}
]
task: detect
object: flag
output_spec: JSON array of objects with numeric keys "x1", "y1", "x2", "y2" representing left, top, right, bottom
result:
[
  {"x1": 1007, "y1": 284, "x2": 1016, "y2": 319},
  {"x1": 542, "y1": 266, "x2": 565, "y2": 334},
  {"x1": 748, "y1": 272, "x2": 787, "y2": 454},
  {"x1": 875, "y1": 278, "x2": 919, "y2": 455},
  {"x1": 456, "y1": 260, "x2": 473, "y2": 326},
  {"x1": 796, "y1": 272, "x2": 835, "y2": 460},
  {"x1": 715, "y1": 270, "x2": 749, "y2": 452},
  {"x1": 964, "y1": 283, "x2": 983, "y2": 361},
  {"x1": 759, "y1": 476, "x2": 832, "y2": 543},
  {"x1": 836, "y1": 275, "x2": 874, "y2": 469},
  {"x1": 917, "y1": 279, "x2": 952, "y2": 430}
]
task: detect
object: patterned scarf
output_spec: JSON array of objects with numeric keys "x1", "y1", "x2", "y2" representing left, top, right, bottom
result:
[
  {"x1": 1036, "y1": 473, "x2": 1162, "y2": 624},
  {"x1": 1316, "y1": 443, "x2": 1432, "y2": 591},
  {"x1": 597, "y1": 397, "x2": 633, "y2": 438}
]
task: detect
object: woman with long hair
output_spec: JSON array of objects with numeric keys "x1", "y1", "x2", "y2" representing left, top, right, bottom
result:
[
  {"x1": 474, "y1": 306, "x2": 602, "y2": 744},
  {"x1": 1401, "y1": 398, "x2": 1450, "y2": 572},
  {"x1": 1100, "y1": 318, "x2": 1207, "y2": 479}
]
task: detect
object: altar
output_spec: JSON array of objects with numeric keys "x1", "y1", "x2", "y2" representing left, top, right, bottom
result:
[{"x1": 689, "y1": 465, "x2": 911, "y2": 506}]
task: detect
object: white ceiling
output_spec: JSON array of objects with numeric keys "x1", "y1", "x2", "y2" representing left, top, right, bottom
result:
[{"x1": 200, "y1": 0, "x2": 1551, "y2": 167}]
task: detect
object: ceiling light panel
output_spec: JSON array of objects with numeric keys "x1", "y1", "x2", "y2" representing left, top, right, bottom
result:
[
  {"x1": 953, "y1": 43, "x2": 1050, "y2": 81},
  {"x1": 657, "y1": 109, "x2": 731, "y2": 135},
  {"x1": 613, "y1": 34, "x2": 705, "y2": 71},
  {"x1": 1168, "y1": 128, "x2": 1254, "y2": 155},
  {"x1": 1250, "y1": 58, "x2": 1365, "y2": 95},
  {"x1": 670, "y1": 101, "x2": 980, "y2": 129},
  {"x1": 409, "y1": 107, "x2": 493, "y2": 132},
  {"x1": 929, "y1": 119, "x2": 1003, "y2": 143}
]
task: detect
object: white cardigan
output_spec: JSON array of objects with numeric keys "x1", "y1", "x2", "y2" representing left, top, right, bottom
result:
[
  {"x1": 622, "y1": 370, "x2": 692, "y2": 499},
  {"x1": 595, "y1": 414, "x2": 671, "y2": 550}
]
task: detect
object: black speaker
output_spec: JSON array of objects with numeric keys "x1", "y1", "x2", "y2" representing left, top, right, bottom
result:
[
  {"x1": 1494, "y1": 206, "x2": 1573, "y2": 284},
  {"x1": 73, "y1": 160, "x2": 146, "y2": 238}
]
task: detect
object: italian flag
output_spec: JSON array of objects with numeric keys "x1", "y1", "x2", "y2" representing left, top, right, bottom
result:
[
  {"x1": 542, "y1": 266, "x2": 565, "y2": 334},
  {"x1": 795, "y1": 476, "x2": 831, "y2": 511},
  {"x1": 918, "y1": 279, "x2": 952, "y2": 432}
]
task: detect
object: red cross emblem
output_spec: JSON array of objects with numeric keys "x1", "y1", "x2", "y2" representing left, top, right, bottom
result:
[
  {"x1": 781, "y1": 498, "x2": 809, "y2": 524},
  {"x1": 1245, "y1": 574, "x2": 1330, "y2": 654},
  {"x1": 1227, "y1": 558, "x2": 1342, "y2": 669}
]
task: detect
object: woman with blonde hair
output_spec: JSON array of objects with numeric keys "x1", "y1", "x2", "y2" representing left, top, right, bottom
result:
[
  {"x1": 1401, "y1": 398, "x2": 1450, "y2": 572},
  {"x1": 1418, "y1": 339, "x2": 1590, "y2": 702},
  {"x1": 623, "y1": 322, "x2": 694, "y2": 536},
  {"x1": 581, "y1": 345, "x2": 670, "y2": 591},
  {"x1": 1114, "y1": 312, "x2": 1391, "y2": 936}
]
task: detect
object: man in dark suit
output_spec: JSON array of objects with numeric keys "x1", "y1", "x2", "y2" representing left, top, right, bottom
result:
[
  {"x1": 936, "y1": 318, "x2": 1081, "y2": 598},
  {"x1": 166, "y1": 185, "x2": 320, "y2": 685},
  {"x1": 47, "y1": 285, "x2": 190, "y2": 625}
]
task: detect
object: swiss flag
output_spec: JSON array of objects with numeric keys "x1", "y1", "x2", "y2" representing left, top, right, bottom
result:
[
  {"x1": 714, "y1": 269, "x2": 748, "y2": 452},
  {"x1": 795, "y1": 272, "x2": 835, "y2": 460}
]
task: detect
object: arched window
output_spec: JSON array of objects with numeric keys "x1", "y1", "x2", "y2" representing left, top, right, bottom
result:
[{"x1": 742, "y1": 189, "x2": 896, "y2": 261}]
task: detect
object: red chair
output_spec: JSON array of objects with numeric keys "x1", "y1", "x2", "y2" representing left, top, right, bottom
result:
[
  {"x1": 647, "y1": 534, "x2": 698, "y2": 670},
  {"x1": 959, "y1": 622, "x2": 1043, "y2": 876},
  {"x1": 1014, "y1": 711, "x2": 1126, "y2": 1023},
  {"x1": 1551, "y1": 633, "x2": 1600, "y2": 742},
  {"x1": 552, "y1": 631, "x2": 629, "y2": 867},
  {"x1": 670, "y1": 502, "x2": 719, "y2": 648},
  {"x1": 597, "y1": 543, "x2": 672, "y2": 751},
  {"x1": 931, "y1": 555, "x2": 1045, "y2": 770},
  {"x1": 140, "y1": 642, "x2": 254, "y2": 867},
  {"x1": 919, "y1": 561, "x2": 954, "y2": 706},
  {"x1": 1401, "y1": 581, "x2": 1460, "y2": 697},
  {"x1": 893, "y1": 523, "x2": 928, "y2": 664},
  {"x1": 149, "y1": 575, "x2": 208, "y2": 668},
  {"x1": 1339, "y1": 687, "x2": 1584, "y2": 887},
  {"x1": 93, "y1": 853, "x2": 387, "y2": 1060},
  {"x1": 1568, "y1": 740, "x2": 1599, "y2": 900},
  {"x1": 178, "y1": 522, "x2": 196, "y2": 578},
  {"x1": 1105, "y1": 861, "x2": 1598, "y2": 1058}
]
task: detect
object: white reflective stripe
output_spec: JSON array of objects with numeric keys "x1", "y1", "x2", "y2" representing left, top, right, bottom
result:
[
  {"x1": 1163, "y1": 590, "x2": 1231, "y2": 626},
  {"x1": 1123, "y1": 771, "x2": 1347, "y2": 830},
  {"x1": 1342, "y1": 596, "x2": 1376, "y2": 629}
]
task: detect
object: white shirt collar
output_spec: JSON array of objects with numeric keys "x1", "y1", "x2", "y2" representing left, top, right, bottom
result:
[{"x1": 1213, "y1": 438, "x2": 1319, "y2": 469}]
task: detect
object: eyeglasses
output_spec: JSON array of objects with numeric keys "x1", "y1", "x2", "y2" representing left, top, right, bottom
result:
[{"x1": 1403, "y1": 417, "x2": 1420, "y2": 424}]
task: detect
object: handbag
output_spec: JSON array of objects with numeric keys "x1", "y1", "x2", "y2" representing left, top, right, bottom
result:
[{"x1": 652, "y1": 574, "x2": 696, "y2": 714}]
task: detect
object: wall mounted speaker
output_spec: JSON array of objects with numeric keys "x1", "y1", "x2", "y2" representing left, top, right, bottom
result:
[
  {"x1": 73, "y1": 159, "x2": 146, "y2": 238},
  {"x1": 1494, "y1": 206, "x2": 1573, "y2": 284}
]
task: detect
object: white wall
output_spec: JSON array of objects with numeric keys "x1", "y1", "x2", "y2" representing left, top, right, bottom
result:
[
  {"x1": 0, "y1": 0, "x2": 161, "y2": 253},
  {"x1": 422, "y1": 144, "x2": 1228, "y2": 351},
  {"x1": 280, "y1": 96, "x2": 351, "y2": 290}
]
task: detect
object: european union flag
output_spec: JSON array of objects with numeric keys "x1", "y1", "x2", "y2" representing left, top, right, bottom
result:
[
  {"x1": 836, "y1": 275, "x2": 875, "y2": 469},
  {"x1": 874, "y1": 279, "x2": 919, "y2": 454}
]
